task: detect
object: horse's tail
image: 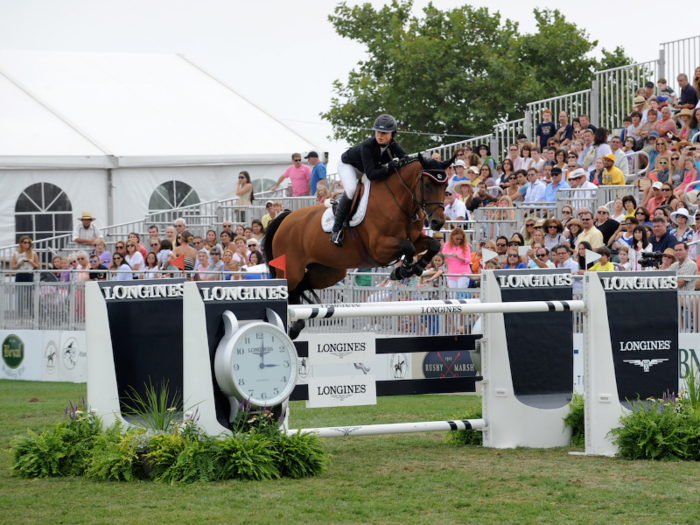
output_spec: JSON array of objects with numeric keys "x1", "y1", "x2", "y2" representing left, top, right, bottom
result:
[{"x1": 264, "y1": 211, "x2": 291, "y2": 276}]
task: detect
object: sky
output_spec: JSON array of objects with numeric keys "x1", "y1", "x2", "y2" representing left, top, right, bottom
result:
[{"x1": 0, "y1": 0, "x2": 693, "y2": 167}]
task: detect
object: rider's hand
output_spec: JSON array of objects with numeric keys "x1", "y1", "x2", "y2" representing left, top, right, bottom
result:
[{"x1": 387, "y1": 160, "x2": 399, "y2": 173}]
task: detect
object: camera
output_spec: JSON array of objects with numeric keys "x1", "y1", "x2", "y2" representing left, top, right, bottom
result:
[{"x1": 639, "y1": 251, "x2": 663, "y2": 268}]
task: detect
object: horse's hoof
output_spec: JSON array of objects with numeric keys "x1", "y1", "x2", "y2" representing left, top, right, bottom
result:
[
  {"x1": 289, "y1": 320, "x2": 306, "y2": 341},
  {"x1": 390, "y1": 268, "x2": 407, "y2": 281}
]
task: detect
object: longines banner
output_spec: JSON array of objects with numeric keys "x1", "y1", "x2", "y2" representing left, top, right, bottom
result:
[
  {"x1": 598, "y1": 271, "x2": 678, "y2": 405},
  {"x1": 494, "y1": 268, "x2": 573, "y2": 408}
]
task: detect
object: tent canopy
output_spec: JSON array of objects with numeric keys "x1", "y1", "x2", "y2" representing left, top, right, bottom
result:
[{"x1": 0, "y1": 50, "x2": 320, "y2": 168}]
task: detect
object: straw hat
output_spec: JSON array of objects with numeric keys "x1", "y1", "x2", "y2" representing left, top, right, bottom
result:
[
  {"x1": 77, "y1": 212, "x2": 96, "y2": 221},
  {"x1": 662, "y1": 248, "x2": 677, "y2": 262},
  {"x1": 566, "y1": 218, "x2": 584, "y2": 231},
  {"x1": 677, "y1": 108, "x2": 694, "y2": 119},
  {"x1": 454, "y1": 180, "x2": 474, "y2": 194}
]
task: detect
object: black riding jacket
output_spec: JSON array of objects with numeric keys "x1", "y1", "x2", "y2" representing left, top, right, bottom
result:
[{"x1": 341, "y1": 137, "x2": 408, "y2": 181}]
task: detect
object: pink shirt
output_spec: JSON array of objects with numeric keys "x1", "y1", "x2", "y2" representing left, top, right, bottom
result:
[
  {"x1": 442, "y1": 242, "x2": 472, "y2": 279},
  {"x1": 283, "y1": 164, "x2": 312, "y2": 196}
]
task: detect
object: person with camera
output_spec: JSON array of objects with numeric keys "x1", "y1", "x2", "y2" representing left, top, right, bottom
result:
[
  {"x1": 629, "y1": 225, "x2": 654, "y2": 271},
  {"x1": 650, "y1": 217, "x2": 678, "y2": 253},
  {"x1": 664, "y1": 242, "x2": 698, "y2": 291}
]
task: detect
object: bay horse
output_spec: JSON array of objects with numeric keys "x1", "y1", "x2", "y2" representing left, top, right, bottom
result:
[{"x1": 264, "y1": 154, "x2": 449, "y2": 339}]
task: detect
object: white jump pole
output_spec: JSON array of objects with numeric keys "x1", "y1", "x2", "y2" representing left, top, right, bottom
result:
[
  {"x1": 289, "y1": 300, "x2": 585, "y2": 321},
  {"x1": 288, "y1": 418, "x2": 487, "y2": 438}
]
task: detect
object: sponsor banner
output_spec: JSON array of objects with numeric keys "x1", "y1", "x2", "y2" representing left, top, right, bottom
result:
[
  {"x1": 598, "y1": 271, "x2": 678, "y2": 405},
  {"x1": 0, "y1": 330, "x2": 43, "y2": 381},
  {"x1": 296, "y1": 353, "x2": 411, "y2": 384},
  {"x1": 306, "y1": 333, "x2": 376, "y2": 365},
  {"x1": 679, "y1": 333, "x2": 700, "y2": 393},
  {"x1": 494, "y1": 269, "x2": 573, "y2": 407},
  {"x1": 306, "y1": 375, "x2": 376, "y2": 408},
  {"x1": 423, "y1": 351, "x2": 477, "y2": 378}
]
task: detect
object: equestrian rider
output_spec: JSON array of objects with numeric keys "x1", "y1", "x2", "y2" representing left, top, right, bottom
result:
[{"x1": 330, "y1": 114, "x2": 408, "y2": 247}]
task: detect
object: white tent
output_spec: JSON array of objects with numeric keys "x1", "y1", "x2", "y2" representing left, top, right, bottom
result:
[{"x1": 0, "y1": 50, "x2": 322, "y2": 247}]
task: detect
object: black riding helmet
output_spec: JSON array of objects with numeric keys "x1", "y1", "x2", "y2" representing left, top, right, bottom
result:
[{"x1": 373, "y1": 114, "x2": 398, "y2": 133}]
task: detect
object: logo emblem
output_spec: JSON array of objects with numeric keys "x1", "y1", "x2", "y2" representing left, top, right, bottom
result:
[
  {"x1": 62, "y1": 337, "x2": 79, "y2": 370},
  {"x1": 331, "y1": 426, "x2": 361, "y2": 436},
  {"x1": 353, "y1": 362, "x2": 370, "y2": 375},
  {"x1": 2, "y1": 334, "x2": 24, "y2": 369},
  {"x1": 390, "y1": 353, "x2": 409, "y2": 379},
  {"x1": 298, "y1": 357, "x2": 311, "y2": 380},
  {"x1": 44, "y1": 340, "x2": 58, "y2": 374},
  {"x1": 624, "y1": 359, "x2": 669, "y2": 372}
]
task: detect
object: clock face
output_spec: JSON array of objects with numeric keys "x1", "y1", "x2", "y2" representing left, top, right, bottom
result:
[{"x1": 230, "y1": 323, "x2": 298, "y2": 407}]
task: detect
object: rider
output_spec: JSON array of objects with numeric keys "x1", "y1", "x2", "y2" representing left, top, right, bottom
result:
[{"x1": 330, "y1": 114, "x2": 408, "y2": 247}]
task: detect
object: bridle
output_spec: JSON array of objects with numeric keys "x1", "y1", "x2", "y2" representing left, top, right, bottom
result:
[{"x1": 384, "y1": 158, "x2": 447, "y2": 236}]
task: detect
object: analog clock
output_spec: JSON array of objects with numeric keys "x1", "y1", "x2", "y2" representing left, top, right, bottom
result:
[{"x1": 214, "y1": 309, "x2": 298, "y2": 420}]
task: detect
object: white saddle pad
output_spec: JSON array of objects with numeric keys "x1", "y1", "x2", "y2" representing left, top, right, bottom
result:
[{"x1": 321, "y1": 176, "x2": 371, "y2": 233}]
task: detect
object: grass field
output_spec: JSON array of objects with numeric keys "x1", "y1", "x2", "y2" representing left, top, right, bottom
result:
[{"x1": 2, "y1": 380, "x2": 700, "y2": 525}]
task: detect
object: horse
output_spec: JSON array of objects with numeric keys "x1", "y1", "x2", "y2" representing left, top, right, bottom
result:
[{"x1": 264, "y1": 154, "x2": 450, "y2": 339}]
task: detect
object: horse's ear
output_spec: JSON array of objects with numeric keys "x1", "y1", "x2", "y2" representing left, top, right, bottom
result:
[
  {"x1": 417, "y1": 152, "x2": 425, "y2": 165},
  {"x1": 440, "y1": 158, "x2": 453, "y2": 169}
]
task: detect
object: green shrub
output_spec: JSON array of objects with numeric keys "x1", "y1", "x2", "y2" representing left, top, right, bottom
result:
[
  {"x1": 445, "y1": 397, "x2": 483, "y2": 446},
  {"x1": 218, "y1": 433, "x2": 280, "y2": 481},
  {"x1": 86, "y1": 423, "x2": 146, "y2": 482},
  {"x1": 11, "y1": 398, "x2": 101, "y2": 478},
  {"x1": 563, "y1": 392, "x2": 585, "y2": 447},
  {"x1": 275, "y1": 431, "x2": 329, "y2": 479}
]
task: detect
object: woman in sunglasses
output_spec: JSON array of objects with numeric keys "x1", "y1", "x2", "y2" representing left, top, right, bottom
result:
[
  {"x1": 634, "y1": 206, "x2": 653, "y2": 227},
  {"x1": 543, "y1": 218, "x2": 567, "y2": 251},
  {"x1": 93, "y1": 237, "x2": 111, "y2": 266},
  {"x1": 109, "y1": 252, "x2": 133, "y2": 281},
  {"x1": 503, "y1": 248, "x2": 526, "y2": 269},
  {"x1": 660, "y1": 182, "x2": 680, "y2": 211}
]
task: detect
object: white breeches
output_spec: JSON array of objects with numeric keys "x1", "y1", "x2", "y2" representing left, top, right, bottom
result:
[{"x1": 337, "y1": 158, "x2": 362, "y2": 198}]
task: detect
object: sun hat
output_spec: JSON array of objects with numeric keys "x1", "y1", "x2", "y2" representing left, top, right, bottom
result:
[
  {"x1": 468, "y1": 166, "x2": 479, "y2": 174},
  {"x1": 453, "y1": 180, "x2": 474, "y2": 194},
  {"x1": 677, "y1": 108, "x2": 694, "y2": 119},
  {"x1": 671, "y1": 208, "x2": 695, "y2": 226},
  {"x1": 652, "y1": 181, "x2": 664, "y2": 190},
  {"x1": 454, "y1": 160, "x2": 467, "y2": 169},
  {"x1": 662, "y1": 248, "x2": 677, "y2": 262},
  {"x1": 77, "y1": 212, "x2": 96, "y2": 221},
  {"x1": 568, "y1": 168, "x2": 587, "y2": 179},
  {"x1": 633, "y1": 96, "x2": 646, "y2": 105}
]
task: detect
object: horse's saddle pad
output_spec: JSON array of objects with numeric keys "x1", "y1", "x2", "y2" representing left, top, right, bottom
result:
[{"x1": 321, "y1": 175, "x2": 371, "y2": 233}]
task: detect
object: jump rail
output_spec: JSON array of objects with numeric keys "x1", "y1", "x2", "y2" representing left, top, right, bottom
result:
[
  {"x1": 288, "y1": 299, "x2": 586, "y2": 321},
  {"x1": 288, "y1": 419, "x2": 487, "y2": 438}
]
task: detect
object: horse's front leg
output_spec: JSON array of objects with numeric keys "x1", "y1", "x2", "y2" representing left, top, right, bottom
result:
[
  {"x1": 384, "y1": 239, "x2": 416, "y2": 281},
  {"x1": 406, "y1": 234, "x2": 441, "y2": 277}
]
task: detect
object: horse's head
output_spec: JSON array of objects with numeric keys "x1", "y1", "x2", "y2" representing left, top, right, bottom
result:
[{"x1": 416, "y1": 153, "x2": 450, "y2": 231}]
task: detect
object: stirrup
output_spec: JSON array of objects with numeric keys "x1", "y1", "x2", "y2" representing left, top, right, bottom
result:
[{"x1": 330, "y1": 229, "x2": 345, "y2": 247}]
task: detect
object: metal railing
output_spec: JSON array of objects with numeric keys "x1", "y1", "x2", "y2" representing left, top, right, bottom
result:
[
  {"x1": 494, "y1": 119, "x2": 526, "y2": 162},
  {"x1": 420, "y1": 134, "x2": 496, "y2": 162},
  {"x1": 526, "y1": 90, "x2": 592, "y2": 141},
  {"x1": 661, "y1": 35, "x2": 700, "y2": 94},
  {"x1": 593, "y1": 60, "x2": 658, "y2": 131}
]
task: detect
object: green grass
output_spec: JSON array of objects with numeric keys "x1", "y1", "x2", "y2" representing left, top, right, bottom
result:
[{"x1": 2, "y1": 380, "x2": 700, "y2": 524}]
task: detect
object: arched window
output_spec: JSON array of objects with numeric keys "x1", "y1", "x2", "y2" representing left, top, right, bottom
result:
[
  {"x1": 15, "y1": 183, "x2": 73, "y2": 243},
  {"x1": 149, "y1": 181, "x2": 200, "y2": 210}
]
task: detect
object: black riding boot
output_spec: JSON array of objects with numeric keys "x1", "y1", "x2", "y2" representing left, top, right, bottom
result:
[{"x1": 330, "y1": 194, "x2": 352, "y2": 247}]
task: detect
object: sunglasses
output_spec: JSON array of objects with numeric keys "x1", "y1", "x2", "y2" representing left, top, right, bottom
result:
[
  {"x1": 534, "y1": 226, "x2": 543, "y2": 230},
  {"x1": 672, "y1": 157, "x2": 680, "y2": 160},
  {"x1": 151, "y1": 243, "x2": 159, "y2": 246},
  {"x1": 662, "y1": 255, "x2": 674, "y2": 259},
  {"x1": 508, "y1": 254, "x2": 519, "y2": 257},
  {"x1": 526, "y1": 223, "x2": 535, "y2": 227},
  {"x1": 597, "y1": 211, "x2": 608, "y2": 214},
  {"x1": 508, "y1": 242, "x2": 521, "y2": 246},
  {"x1": 247, "y1": 244, "x2": 258, "y2": 248},
  {"x1": 659, "y1": 161, "x2": 668, "y2": 165},
  {"x1": 562, "y1": 210, "x2": 572, "y2": 214},
  {"x1": 293, "y1": 159, "x2": 301, "y2": 162},
  {"x1": 238, "y1": 176, "x2": 245, "y2": 180},
  {"x1": 548, "y1": 225, "x2": 558, "y2": 229},
  {"x1": 496, "y1": 243, "x2": 506, "y2": 247},
  {"x1": 537, "y1": 253, "x2": 548, "y2": 258},
  {"x1": 445, "y1": 193, "x2": 453, "y2": 196},
  {"x1": 116, "y1": 245, "x2": 124, "y2": 249}
]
